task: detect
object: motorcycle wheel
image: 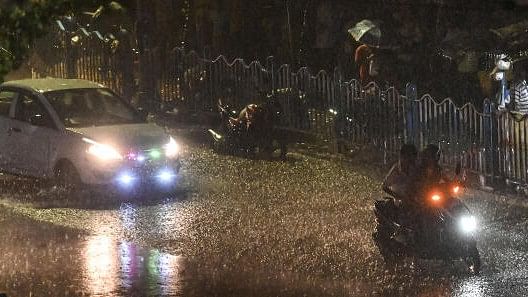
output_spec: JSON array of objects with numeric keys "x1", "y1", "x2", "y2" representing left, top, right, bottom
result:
[
  {"x1": 212, "y1": 140, "x2": 225, "y2": 153},
  {"x1": 375, "y1": 222, "x2": 392, "y2": 240},
  {"x1": 465, "y1": 246, "x2": 481, "y2": 275},
  {"x1": 373, "y1": 227, "x2": 402, "y2": 267}
]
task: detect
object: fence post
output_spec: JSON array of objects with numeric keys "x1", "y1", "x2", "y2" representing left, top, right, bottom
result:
[
  {"x1": 483, "y1": 100, "x2": 497, "y2": 185},
  {"x1": 65, "y1": 35, "x2": 77, "y2": 79},
  {"x1": 479, "y1": 148, "x2": 489, "y2": 188},
  {"x1": 203, "y1": 46, "x2": 211, "y2": 60},
  {"x1": 138, "y1": 50, "x2": 155, "y2": 111},
  {"x1": 117, "y1": 31, "x2": 135, "y2": 101},
  {"x1": 328, "y1": 67, "x2": 343, "y2": 154},
  {"x1": 266, "y1": 56, "x2": 275, "y2": 95},
  {"x1": 405, "y1": 83, "x2": 417, "y2": 144}
]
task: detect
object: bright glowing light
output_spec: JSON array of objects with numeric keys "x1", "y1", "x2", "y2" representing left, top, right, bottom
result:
[
  {"x1": 150, "y1": 149, "x2": 161, "y2": 159},
  {"x1": 431, "y1": 193, "x2": 442, "y2": 201},
  {"x1": 453, "y1": 185, "x2": 460, "y2": 194},
  {"x1": 117, "y1": 172, "x2": 135, "y2": 186},
  {"x1": 164, "y1": 136, "x2": 180, "y2": 158},
  {"x1": 459, "y1": 216, "x2": 477, "y2": 233},
  {"x1": 83, "y1": 138, "x2": 122, "y2": 161},
  {"x1": 208, "y1": 129, "x2": 222, "y2": 140},
  {"x1": 157, "y1": 169, "x2": 175, "y2": 183}
]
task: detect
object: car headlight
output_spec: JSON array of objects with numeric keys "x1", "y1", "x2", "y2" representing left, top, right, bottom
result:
[
  {"x1": 83, "y1": 138, "x2": 122, "y2": 161},
  {"x1": 164, "y1": 136, "x2": 180, "y2": 158},
  {"x1": 459, "y1": 216, "x2": 477, "y2": 233}
]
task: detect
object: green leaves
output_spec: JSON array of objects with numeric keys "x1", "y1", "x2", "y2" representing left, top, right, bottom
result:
[{"x1": 0, "y1": 0, "x2": 112, "y2": 82}]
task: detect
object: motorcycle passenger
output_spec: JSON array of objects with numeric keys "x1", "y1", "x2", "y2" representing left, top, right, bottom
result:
[
  {"x1": 415, "y1": 144, "x2": 448, "y2": 193},
  {"x1": 382, "y1": 143, "x2": 418, "y2": 203},
  {"x1": 410, "y1": 144, "x2": 449, "y2": 241}
]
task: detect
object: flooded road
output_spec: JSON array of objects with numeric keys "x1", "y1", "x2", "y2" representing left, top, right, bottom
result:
[
  {"x1": 0, "y1": 211, "x2": 184, "y2": 296},
  {"x1": 0, "y1": 138, "x2": 527, "y2": 296}
]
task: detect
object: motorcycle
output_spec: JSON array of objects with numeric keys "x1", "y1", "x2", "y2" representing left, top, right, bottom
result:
[
  {"x1": 208, "y1": 98, "x2": 287, "y2": 158},
  {"x1": 373, "y1": 165, "x2": 481, "y2": 274}
]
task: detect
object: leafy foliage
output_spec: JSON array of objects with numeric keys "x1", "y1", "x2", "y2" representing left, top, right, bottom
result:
[{"x1": 0, "y1": 0, "x2": 109, "y2": 82}]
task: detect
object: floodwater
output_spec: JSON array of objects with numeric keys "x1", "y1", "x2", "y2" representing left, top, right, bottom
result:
[{"x1": 0, "y1": 139, "x2": 527, "y2": 297}]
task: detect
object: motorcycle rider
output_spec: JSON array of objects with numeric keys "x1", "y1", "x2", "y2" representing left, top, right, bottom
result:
[
  {"x1": 383, "y1": 144, "x2": 445, "y2": 240},
  {"x1": 415, "y1": 144, "x2": 448, "y2": 193},
  {"x1": 411, "y1": 144, "x2": 450, "y2": 241},
  {"x1": 229, "y1": 103, "x2": 259, "y2": 130},
  {"x1": 382, "y1": 143, "x2": 418, "y2": 203},
  {"x1": 382, "y1": 143, "x2": 419, "y2": 242}
]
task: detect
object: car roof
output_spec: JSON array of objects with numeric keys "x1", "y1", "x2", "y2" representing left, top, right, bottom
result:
[{"x1": 0, "y1": 78, "x2": 106, "y2": 93}]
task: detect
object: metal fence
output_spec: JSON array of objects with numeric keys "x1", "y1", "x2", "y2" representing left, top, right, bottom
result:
[
  {"x1": 31, "y1": 43, "x2": 528, "y2": 188},
  {"x1": 156, "y1": 48, "x2": 528, "y2": 187},
  {"x1": 29, "y1": 29, "x2": 133, "y2": 99}
]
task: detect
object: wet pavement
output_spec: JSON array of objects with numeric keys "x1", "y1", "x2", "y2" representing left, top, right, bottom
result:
[{"x1": 0, "y1": 131, "x2": 527, "y2": 297}]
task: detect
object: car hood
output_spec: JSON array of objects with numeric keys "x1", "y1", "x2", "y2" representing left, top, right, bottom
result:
[{"x1": 68, "y1": 123, "x2": 169, "y2": 150}]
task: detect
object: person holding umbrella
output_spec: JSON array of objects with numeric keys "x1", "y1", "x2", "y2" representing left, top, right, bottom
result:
[
  {"x1": 354, "y1": 43, "x2": 374, "y2": 85},
  {"x1": 348, "y1": 19, "x2": 381, "y2": 85}
]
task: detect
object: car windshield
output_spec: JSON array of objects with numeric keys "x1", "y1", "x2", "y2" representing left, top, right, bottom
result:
[{"x1": 44, "y1": 88, "x2": 143, "y2": 127}]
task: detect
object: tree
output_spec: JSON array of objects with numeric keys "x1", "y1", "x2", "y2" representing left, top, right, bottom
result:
[{"x1": 0, "y1": 0, "x2": 114, "y2": 82}]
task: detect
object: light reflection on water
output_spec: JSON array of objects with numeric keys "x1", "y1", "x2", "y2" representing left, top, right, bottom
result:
[
  {"x1": 84, "y1": 236, "x2": 183, "y2": 296},
  {"x1": 147, "y1": 250, "x2": 183, "y2": 296},
  {"x1": 119, "y1": 203, "x2": 137, "y2": 230},
  {"x1": 85, "y1": 235, "x2": 119, "y2": 295},
  {"x1": 454, "y1": 277, "x2": 486, "y2": 297},
  {"x1": 83, "y1": 201, "x2": 184, "y2": 296},
  {"x1": 119, "y1": 201, "x2": 185, "y2": 237}
]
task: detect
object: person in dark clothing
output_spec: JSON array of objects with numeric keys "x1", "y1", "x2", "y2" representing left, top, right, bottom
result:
[
  {"x1": 407, "y1": 144, "x2": 450, "y2": 243},
  {"x1": 382, "y1": 144, "x2": 420, "y2": 241},
  {"x1": 383, "y1": 143, "x2": 418, "y2": 202},
  {"x1": 510, "y1": 63, "x2": 528, "y2": 114}
]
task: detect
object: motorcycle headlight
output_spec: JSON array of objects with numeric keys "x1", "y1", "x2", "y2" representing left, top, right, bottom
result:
[
  {"x1": 459, "y1": 216, "x2": 477, "y2": 233},
  {"x1": 83, "y1": 138, "x2": 122, "y2": 161},
  {"x1": 164, "y1": 136, "x2": 180, "y2": 158}
]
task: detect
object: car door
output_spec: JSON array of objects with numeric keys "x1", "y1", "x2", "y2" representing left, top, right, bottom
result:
[
  {"x1": 0, "y1": 90, "x2": 18, "y2": 172},
  {"x1": 9, "y1": 91, "x2": 58, "y2": 177}
]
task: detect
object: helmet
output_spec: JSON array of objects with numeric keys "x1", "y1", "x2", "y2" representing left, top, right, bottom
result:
[{"x1": 422, "y1": 144, "x2": 440, "y2": 162}]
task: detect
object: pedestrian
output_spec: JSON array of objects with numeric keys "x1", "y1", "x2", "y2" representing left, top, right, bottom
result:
[
  {"x1": 354, "y1": 43, "x2": 374, "y2": 85},
  {"x1": 490, "y1": 54, "x2": 512, "y2": 111},
  {"x1": 510, "y1": 63, "x2": 528, "y2": 115}
]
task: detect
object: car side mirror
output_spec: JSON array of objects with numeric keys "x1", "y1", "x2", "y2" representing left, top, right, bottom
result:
[{"x1": 29, "y1": 114, "x2": 48, "y2": 127}]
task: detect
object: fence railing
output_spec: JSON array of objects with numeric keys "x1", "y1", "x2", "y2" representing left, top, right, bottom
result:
[
  {"x1": 30, "y1": 42, "x2": 528, "y2": 188},
  {"x1": 156, "y1": 48, "x2": 528, "y2": 188},
  {"x1": 29, "y1": 30, "x2": 133, "y2": 99}
]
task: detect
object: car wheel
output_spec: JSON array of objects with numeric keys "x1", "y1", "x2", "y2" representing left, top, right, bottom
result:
[{"x1": 55, "y1": 161, "x2": 82, "y2": 192}]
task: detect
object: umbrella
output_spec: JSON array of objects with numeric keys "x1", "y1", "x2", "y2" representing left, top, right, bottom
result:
[{"x1": 348, "y1": 19, "x2": 381, "y2": 47}]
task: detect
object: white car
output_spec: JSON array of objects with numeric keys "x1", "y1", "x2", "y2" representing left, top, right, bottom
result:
[{"x1": 0, "y1": 78, "x2": 181, "y2": 191}]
